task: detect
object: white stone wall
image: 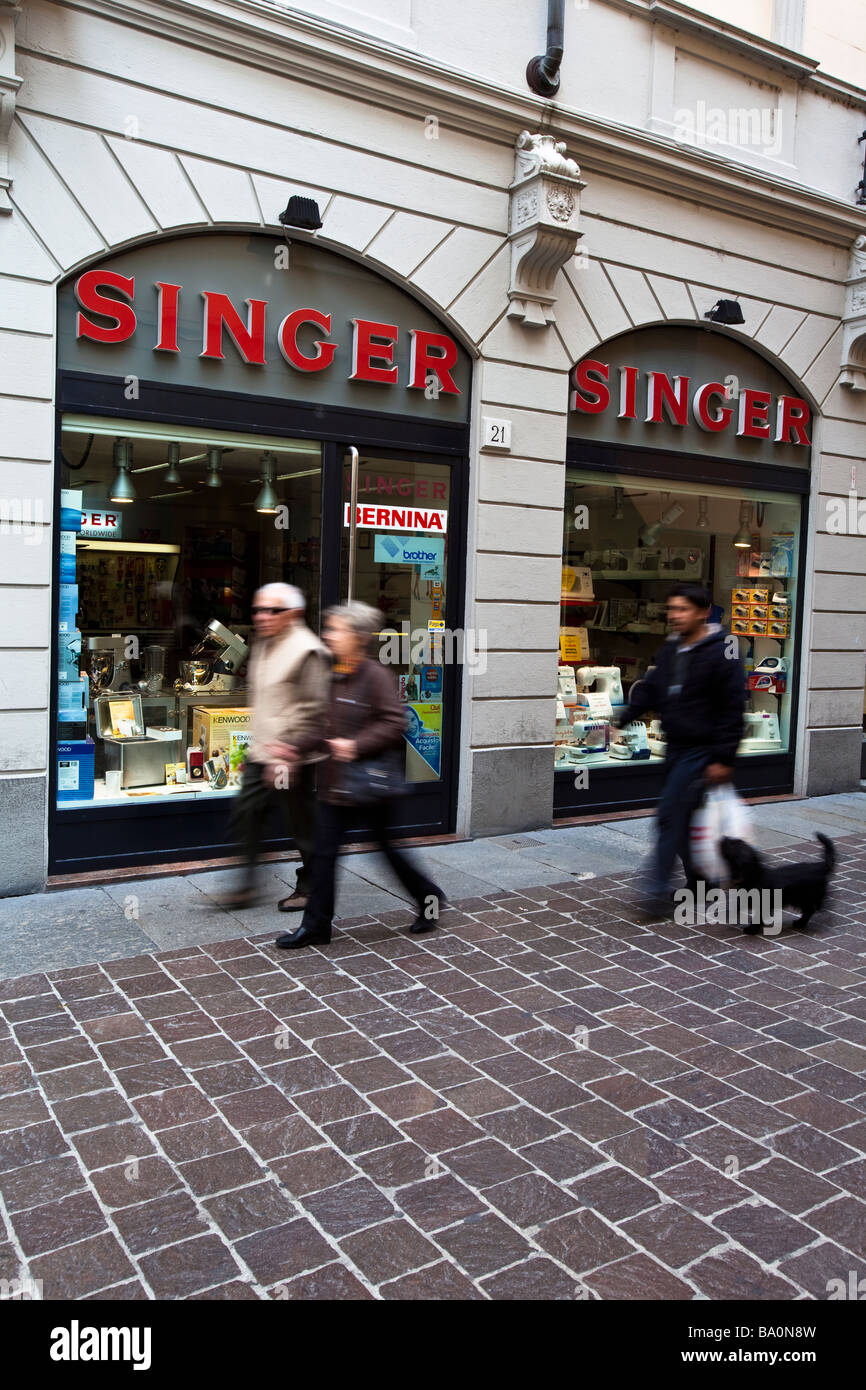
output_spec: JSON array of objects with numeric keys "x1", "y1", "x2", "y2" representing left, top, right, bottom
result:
[{"x1": 0, "y1": 0, "x2": 864, "y2": 888}]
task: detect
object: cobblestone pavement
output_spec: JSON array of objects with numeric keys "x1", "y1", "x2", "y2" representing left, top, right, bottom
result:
[{"x1": 2, "y1": 833, "x2": 866, "y2": 1301}]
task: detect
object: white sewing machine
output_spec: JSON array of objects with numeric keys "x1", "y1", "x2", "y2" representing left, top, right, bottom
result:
[
  {"x1": 574, "y1": 665, "x2": 626, "y2": 720},
  {"x1": 609, "y1": 721, "x2": 651, "y2": 760},
  {"x1": 739, "y1": 710, "x2": 782, "y2": 753}
]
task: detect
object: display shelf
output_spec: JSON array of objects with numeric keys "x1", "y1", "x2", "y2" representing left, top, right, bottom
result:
[{"x1": 60, "y1": 781, "x2": 239, "y2": 810}]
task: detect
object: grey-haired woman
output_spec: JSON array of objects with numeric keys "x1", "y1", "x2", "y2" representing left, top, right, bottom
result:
[{"x1": 270, "y1": 601, "x2": 445, "y2": 949}]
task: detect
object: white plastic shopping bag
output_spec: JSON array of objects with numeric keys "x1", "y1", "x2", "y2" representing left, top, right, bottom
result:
[{"x1": 688, "y1": 784, "x2": 754, "y2": 883}]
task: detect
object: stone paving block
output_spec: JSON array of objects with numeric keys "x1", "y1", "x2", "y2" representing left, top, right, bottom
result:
[
  {"x1": 113, "y1": 1193, "x2": 209, "y2": 1256},
  {"x1": 0, "y1": 828, "x2": 865, "y2": 1299}
]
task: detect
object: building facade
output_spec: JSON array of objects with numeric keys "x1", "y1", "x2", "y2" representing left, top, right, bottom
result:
[{"x1": 1, "y1": 0, "x2": 865, "y2": 893}]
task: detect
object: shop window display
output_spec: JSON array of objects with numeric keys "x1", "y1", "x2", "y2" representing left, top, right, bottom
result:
[
  {"x1": 556, "y1": 470, "x2": 801, "y2": 771},
  {"x1": 56, "y1": 418, "x2": 321, "y2": 807}
]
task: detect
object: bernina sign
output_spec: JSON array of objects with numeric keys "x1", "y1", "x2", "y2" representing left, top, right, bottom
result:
[
  {"x1": 58, "y1": 234, "x2": 471, "y2": 421},
  {"x1": 571, "y1": 358, "x2": 810, "y2": 446}
]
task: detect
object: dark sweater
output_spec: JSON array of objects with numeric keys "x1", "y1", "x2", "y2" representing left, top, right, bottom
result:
[
  {"x1": 624, "y1": 625, "x2": 745, "y2": 766},
  {"x1": 316, "y1": 659, "x2": 407, "y2": 801}
]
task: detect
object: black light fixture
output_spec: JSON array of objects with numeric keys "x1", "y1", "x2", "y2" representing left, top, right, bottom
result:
[
  {"x1": 527, "y1": 0, "x2": 564, "y2": 98},
  {"x1": 163, "y1": 443, "x2": 181, "y2": 486},
  {"x1": 109, "y1": 438, "x2": 136, "y2": 504},
  {"x1": 255, "y1": 453, "x2": 279, "y2": 514},
  {"x1": 705, "y1": 298, "x2": 745, "y2": 325},
  {"x1": 278, "y1": 196, "x2": 323, "y2": 231},
  {"x1": 205, "y1": 446, "x2": 223, "y2": 489},
  {"x1": 857, "y1": 130, "x2": 866, "y2": 205}
]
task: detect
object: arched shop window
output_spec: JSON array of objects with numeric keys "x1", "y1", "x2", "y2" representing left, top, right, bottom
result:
[
  {"x1": 556, "y1": 324, "x2": 811, "y2": 818},
  {"x1": 52, "y1": 233, "x2": 471, "y2": 873}
]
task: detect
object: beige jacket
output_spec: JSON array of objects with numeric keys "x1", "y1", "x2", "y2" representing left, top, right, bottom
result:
[{"x1": 246, "y1": 622, "x2": 330, "y2": 765}]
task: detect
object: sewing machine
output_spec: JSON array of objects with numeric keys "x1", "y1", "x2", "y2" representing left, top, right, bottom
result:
[
  {"x1": 574, "y1": 665, "x2": 626, "y2": 720},
  {"x1": 609, "y1": 721, "x2": 651, "y2": 760},
  {"x1": 739, "y1": 710, "x2": 782, "y2": 753},
  {"x1": 648, "y1": 719, "x2": 667, "y2": 758}
]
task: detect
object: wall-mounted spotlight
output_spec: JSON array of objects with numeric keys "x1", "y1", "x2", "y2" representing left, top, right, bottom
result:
[
  {"x1": 255, "y1": 453, "x2": 280, "y2": 514},
  {"x1": 206, "y1": 446, "x2": 223, "y2": 489},
  {"x1": 733, "y1": 500, "x2": 752, "y2": 548},
  {"x1": 109, "y1": 438, "x2": 136, "y2": 504},
  {"x1": 278, "y1": 196, "x2": 323, "y2": 231},
  {"x1": 705, "y1": 298, "x2": 745, "y2": 325}
]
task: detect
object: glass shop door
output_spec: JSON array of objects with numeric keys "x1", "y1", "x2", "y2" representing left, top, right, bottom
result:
[{"x1": 336, "y1": 450, "x2": 462, "y2": 836}]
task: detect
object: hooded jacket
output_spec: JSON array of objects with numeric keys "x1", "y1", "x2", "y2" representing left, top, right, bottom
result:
[{"x1": 623, "y1": 624, "x2": 745, "y2": 766}]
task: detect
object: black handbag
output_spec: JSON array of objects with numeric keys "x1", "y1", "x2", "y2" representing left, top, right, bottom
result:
[{"x1": 330, "y1": 665, "x2": 406, "y2": 806}]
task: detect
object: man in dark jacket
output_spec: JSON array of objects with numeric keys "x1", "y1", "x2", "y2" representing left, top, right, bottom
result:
[{"x1": 615, "y1": 582, "x2": 745, "y2": 911}]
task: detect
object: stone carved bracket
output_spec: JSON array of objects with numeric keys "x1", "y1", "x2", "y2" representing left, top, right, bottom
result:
[
  {"x1": 507, "y1": 130, "x2": 585, "y2": 328},
  {"x1": 841, "y1": 234, "x2": 866, "y2": 391},
  {"x1": 0, "y1": 2, "x2": 22, "y2": 214}
]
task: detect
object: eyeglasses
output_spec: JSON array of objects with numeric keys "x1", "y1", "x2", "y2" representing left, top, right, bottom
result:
[{"x1": 251, "y1": 606, "x2": 288, "y2": 615}]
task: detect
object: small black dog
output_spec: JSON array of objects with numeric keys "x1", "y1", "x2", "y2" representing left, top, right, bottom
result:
[{"x1": 719, "y1": 833, "x2": 836, "y2": 934}]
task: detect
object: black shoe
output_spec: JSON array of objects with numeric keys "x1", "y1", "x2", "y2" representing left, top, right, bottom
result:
[
  {"x1": 275, "y1": 922, "x2": 331, "y2": 949},
  {"x1": 409, "y1": 893, "x2": 446, "y2": 935}
]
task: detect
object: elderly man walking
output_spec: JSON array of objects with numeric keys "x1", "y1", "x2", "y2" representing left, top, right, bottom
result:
[{"x1": 222, "y1": 583, "x2": 329, "y2": 911}]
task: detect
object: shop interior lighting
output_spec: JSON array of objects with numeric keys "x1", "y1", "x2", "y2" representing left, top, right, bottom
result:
[
  {"x1": 733, "y1": 500, "x2": 753, "y2": 547},
  {"x1": 274, "y1": 467, "x2": 323, "y2": 482},
  {"x1": 639, "y1": 495, "x2": 685, "y2": 545},
  {"x1": 704, "y1": 298, "x2": 745, "y2": 325},
  {"x1": 255, "y1": 453, "x2": 280, "y2": 513},
  {"x1": 109, "y1": 438, "x2": 136, "y2": 505},
  {"x1": 205, "y1": 446, "x2": 223, "y2": 488},
  {"x1": 163, "y1": 443, "x2": 181, "y2": 485},
  {"x1": 76, "y1": 540, "x2": 181, "y2": 554},
  {"x1": 62, "y1": 415, "x2": 320, "y2": 455},
  {"x1": 696, "y1": 496, "x2": 709, "y2": 529}
]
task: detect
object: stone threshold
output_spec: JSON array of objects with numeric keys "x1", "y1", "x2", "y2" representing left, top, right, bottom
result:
[{"x1": 46, "y1": 831, "x2": 469, "y2": 892}]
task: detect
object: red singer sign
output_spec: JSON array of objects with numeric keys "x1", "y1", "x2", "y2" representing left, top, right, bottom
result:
[
  {"x1": 570, "y1": 357, "x2": 811, "y2": 446},
  {"x1": 73, "y1": 269, "x2": 462, "y2": 397}
]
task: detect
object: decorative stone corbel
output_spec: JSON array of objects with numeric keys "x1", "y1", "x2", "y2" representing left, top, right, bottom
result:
[
  {"x1": 0, "y1": 1, "x2": 22, "y2": 214},
  {"x1": 840, "y1": 234, "x2": 866, "y2": 391},
  {"x1": 507, "y1": 130, "x2": 585, "y2": 328}
]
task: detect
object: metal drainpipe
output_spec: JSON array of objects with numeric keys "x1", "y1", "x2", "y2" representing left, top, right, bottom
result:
[{"x1": 526, "y1": 0, "x2": 564, "y2": 98}]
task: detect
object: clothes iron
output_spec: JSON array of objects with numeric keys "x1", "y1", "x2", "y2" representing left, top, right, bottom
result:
[{"x1": 747, "y1": 655, "x2": 787, "y2": 695}]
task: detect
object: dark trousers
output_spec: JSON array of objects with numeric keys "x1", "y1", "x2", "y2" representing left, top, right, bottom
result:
[
  {"x1": 231, "y1": 759, "x2": 317, "y2": 895},
  {"x1": 648, "y1": 746, "x2": 708, "y2": 897},
  {"x1": 300, "y1": 799, "x2": 442, "y2": 933}
]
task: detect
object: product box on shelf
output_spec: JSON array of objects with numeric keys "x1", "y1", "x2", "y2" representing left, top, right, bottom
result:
[
  {"x1": 57, "y1": 738, "x2": 94, "y2": 802},
  {"x1": 559, "y1": 627, "x2": 590, "y2": 663},
  {"x1": 192, "y1": 706, "x2": 253, "y2": 759}
]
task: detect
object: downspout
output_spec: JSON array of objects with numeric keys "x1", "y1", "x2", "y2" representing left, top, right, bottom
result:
[{"x1": 526, "y1": 0, "x2": 564, "y2": 98}]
